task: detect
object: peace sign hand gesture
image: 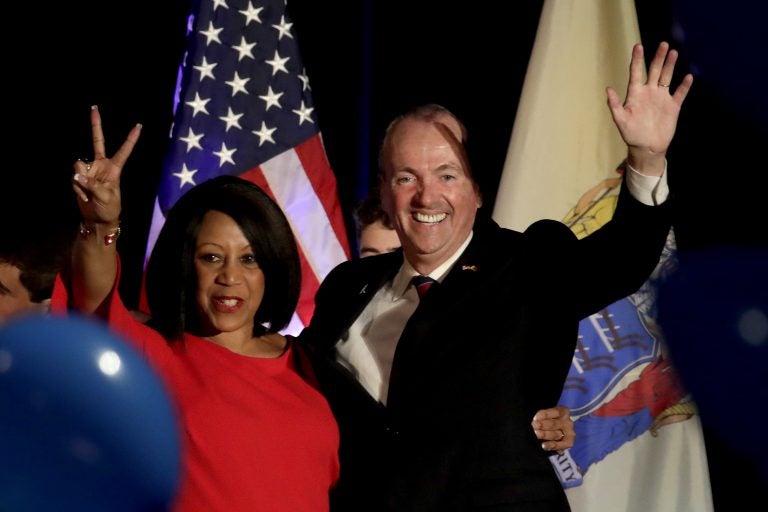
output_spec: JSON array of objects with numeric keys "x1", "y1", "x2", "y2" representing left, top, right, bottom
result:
[{"x1": 71, "y1": 106, "x2": 142, "y2": 225}]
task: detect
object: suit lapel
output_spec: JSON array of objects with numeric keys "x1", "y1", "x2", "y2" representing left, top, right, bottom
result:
[
  {"x1": 348, "y1": 253, "x2": 401, "y2": 327},
  {"x1": 311, "y1": 251, "x2": 402, "y2": 355}
]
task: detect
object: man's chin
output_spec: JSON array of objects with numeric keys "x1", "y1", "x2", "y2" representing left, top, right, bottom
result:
[{"x1": 403, "y1": 241, "x2": 449, "y2": 261}]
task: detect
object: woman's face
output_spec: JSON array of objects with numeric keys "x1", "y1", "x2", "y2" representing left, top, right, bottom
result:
[{"x1": 193, "y1": 210, "x2": 265, "y2": 338}]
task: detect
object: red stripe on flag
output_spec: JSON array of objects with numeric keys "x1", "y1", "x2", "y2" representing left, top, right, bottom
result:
[
  {"x1": 239, "y1": 167, "x2": 271, "y2": 194},
  {"x1": 294, "y1": 247, "x2": 321, "y2": 326},
  {"x1": 294, "y1": 136, "x2": 351, "y2": 260},
  {"x1": 240, "y1": 166, "x2": 321, "y2": 326}
]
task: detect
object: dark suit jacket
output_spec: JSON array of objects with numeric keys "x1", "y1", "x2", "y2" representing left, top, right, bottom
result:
[{"x1": 299, "y1": 183, "x2": 671, "y2": 511}]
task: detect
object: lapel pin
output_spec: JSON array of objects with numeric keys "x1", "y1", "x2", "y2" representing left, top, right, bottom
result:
[
  {"x1": 461, "y1": 265, "x2": 478, "y2": 272},
  {"x1": 359, "y1": 284, "x2": 368, "y2": 295}
]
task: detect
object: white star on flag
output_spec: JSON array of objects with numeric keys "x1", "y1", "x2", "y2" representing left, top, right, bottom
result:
[
  {"x1": 239, "y1": 2, "x2": 263, "y2": 25},
  {"x1": 194, "y1": 57, "x2": 217, "y2": 81},
  {"x1": 252, "y1": 121, "x2": 276, "y2": 146},
  {"x1": 292, "y1": 101, "x2": 314, "y2": 125},
  {"x1": 200, "y1": 21, "x2": 223, "y2": 45},
  {"x1": 272, "y1": 15, "x2": 293, "y2": 40},
  {"x1": 185, "y1": 93, "x2": 210, "y2": 117},
  {"x1": 260, "y1": 86, "x2": 283, "y2": 110},
  {"x1": 265, "y1": 50, "x2": 289, "y2": 76},
  {"x1": 225, "y1": 71, "x2": 250, "y2": 96},
  {"x1": 219, "y1": 107, "x2": 243, "y2": 131},
  {"x1": 179, "y1": 128, "x2": 203, "y2": 152},
  {"x1": 172, "y1": 163, "x2": 198, "y2": 188},
  {"x1": 232, "y1": 36, "x2": 256, "y2": 61}
]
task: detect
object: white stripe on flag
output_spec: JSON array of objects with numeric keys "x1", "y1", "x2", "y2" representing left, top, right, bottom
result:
[
  {"x1": 283, "y1": 312, "x2": 306, "y2": 338},
  {"x1": 144, "y1": 196, "x2": 165, "y2": 268},
  {"x1": 261, "y1": 148, "x2": 348, "y2": 282}
]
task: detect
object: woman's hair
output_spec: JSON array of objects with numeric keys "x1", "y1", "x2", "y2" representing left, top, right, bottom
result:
[{"x1": 145, "y1": 176, "x2": 301, "y2": 341}]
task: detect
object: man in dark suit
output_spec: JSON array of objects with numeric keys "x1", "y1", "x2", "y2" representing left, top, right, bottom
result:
[
  {"x1": 353, "y1": 191, "x2": 577, "y2": 451},
  {"x1": 300, "y1": 42, "x2": 693, "y2": 511}
]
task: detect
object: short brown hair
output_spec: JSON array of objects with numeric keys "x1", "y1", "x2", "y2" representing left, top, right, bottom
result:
[{"x1": 353, "y1": 192, "x2": 393, "y2": 238}]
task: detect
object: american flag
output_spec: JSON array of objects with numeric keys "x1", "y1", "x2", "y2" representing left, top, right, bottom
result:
[{"x1": 145, "y1": 0, "x2": 350, "y2": 334}]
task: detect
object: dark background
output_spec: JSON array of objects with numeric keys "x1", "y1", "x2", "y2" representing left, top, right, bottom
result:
[
  {"x1": 9, "y1": 0, "x2": 766, "y2": 301},
  {"x1": 6, "y1": 0, "x2": 767, "y2": 506}
]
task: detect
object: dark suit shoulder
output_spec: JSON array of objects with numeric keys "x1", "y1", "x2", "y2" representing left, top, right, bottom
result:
[
  {"x1": 522, "y1": 218, "x2": 578, "y2": 248},
  {"x1": 473, "y1": 213, "x2": 572, "y2": 241},
  {"x1": 471, "y1": 215, "x2": 574, "y2": 262},
  {"x1": 523, "y1": 218, "x2": 573, "y2": 237},
  {"x1": 320, "y1": 249, "x2": 402, "y2": 290}
]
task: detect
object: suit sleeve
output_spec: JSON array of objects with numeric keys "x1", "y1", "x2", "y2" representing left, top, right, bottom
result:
[{"x1": 562, "y1": 177, "x2": 672, "y2": 320}]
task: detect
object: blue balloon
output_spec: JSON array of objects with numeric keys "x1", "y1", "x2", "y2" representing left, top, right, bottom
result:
[
  {"x1": 657, "y1": 247, "x2": 768, "y2": 483},
  {"x1": 0, "y1": 314, "x2": 181, "y2": 511}
]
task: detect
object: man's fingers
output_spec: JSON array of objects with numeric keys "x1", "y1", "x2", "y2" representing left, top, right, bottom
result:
[
  {"x1": 606, "y1": 87, "x2": 628, "y2": 130},
  {"x1": 646, "y1": 41, "x2": 669, "y2": 85},
  {"x1": 627, "y1": 43, "x2": 645, "y2": 89},
  {"x1": 657, "y1": 48, "x2": 678, "y2": 88},
  {"x1": 535, "y1": 418, "x2": 565, "y2": 431},
  {"x1": 672, "y1": 73, "x2": 694, "y2": 104}
]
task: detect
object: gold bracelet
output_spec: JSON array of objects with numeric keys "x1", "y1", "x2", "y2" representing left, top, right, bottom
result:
[{"x1": 79, "y1": 222, "x2": 122, "y2": 246}]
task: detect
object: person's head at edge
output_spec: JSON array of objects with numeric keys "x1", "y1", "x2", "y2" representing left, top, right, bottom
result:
[
  {"x1": 378, "y1": 104, "x2": 482, "y2": 275},
  {"x1": 353, "y1": 192, "x2": 401, "y2": 258},
  {"x1": 0, "y1": 229, "x2": 70, "y2": 323},
  {"x1": 145, "y1": 176, "x2": 301, "y2": 342}
]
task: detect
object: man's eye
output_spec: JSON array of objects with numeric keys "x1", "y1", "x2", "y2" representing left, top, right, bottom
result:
[{"x1": 395, "y1": 176, "x2": 414, "y2": 185}]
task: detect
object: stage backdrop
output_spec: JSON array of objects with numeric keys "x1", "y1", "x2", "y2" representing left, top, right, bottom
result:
[{"x1": 492, "y1": 1, "x2": 713, "y2": 511}]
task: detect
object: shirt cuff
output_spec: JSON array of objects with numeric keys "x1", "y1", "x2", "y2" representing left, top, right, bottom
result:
[{"x1": 625, "y1": 161, "x2": 669, "y2": 206}]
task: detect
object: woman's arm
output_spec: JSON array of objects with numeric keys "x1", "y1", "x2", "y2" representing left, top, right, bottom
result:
[{"x1": 70, "y1": 106, "x2": 141, "y2": 314}]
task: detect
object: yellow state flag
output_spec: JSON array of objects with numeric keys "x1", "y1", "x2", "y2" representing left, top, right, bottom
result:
[
  {"x1": 493, "y1": 0, "x2": 638, "y2": 230},
  {"x1": 493, "y1": 1, "x2": 713, "y2": 511}
]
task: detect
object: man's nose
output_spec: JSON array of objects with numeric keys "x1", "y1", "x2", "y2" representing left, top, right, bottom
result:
[{"x1": 414, "y1": 179, "x2": 438, "y2": 206}]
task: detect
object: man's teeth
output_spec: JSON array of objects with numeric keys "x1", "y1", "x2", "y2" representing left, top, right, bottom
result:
[
  {"x1": 414, "y1": 212, "x2": 447, "y2": 223},
  {"x1": 220, "y1": 299, "x2": 239, "y2": 307}
]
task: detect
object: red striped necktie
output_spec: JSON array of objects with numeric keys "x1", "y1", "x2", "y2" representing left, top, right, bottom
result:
[{"x1": 411, "y1": 275, "x2": 437, "y2": 299}]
